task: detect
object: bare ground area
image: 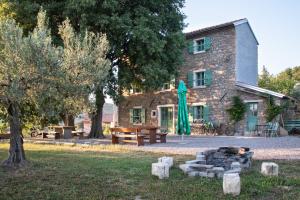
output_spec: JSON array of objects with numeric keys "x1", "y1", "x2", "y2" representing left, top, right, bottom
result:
[{"x1": 22, "y1": 135, "x2": 300, "y2": 160}]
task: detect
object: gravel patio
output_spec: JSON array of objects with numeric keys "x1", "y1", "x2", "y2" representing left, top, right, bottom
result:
[{"x1": 23, "y1": 135, "x2": 300, "y2": 160}]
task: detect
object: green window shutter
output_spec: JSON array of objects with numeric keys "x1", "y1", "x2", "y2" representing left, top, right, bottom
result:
[
  {"x1": 188, "y1": 105, "x2": 194, "y2": 123},
  {"x1": 141, "y1": 108, "x2": 146, "y2": 124},
  {"x1": 203, "y1": 105, "x2": 210, "y2": 122},
  {"x1": 205, "y1": 69, "x2": 212, "y2": 86},
  {"x1": 204, "y1": 37, "x2": 211, "y2": 51},
  {"x1": 187, "y1": 71, "x2": 194, "y2": 88},
  {"x1": 129, "y1": 109, "x2": 133, "y2": 124},
  {"x1": 187, "y1": 40, "x2": 194, "y2": 54}
]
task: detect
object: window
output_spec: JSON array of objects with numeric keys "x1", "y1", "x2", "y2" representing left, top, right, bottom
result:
[
  {"x1": 193, "y1": 105, "x2": 204, "y2": 122},
  {"x1": 188, "y1": 37, "x2": 212, "y2": 54},
  {"x1": 194, "y1": 38, "x2": 205, "y2": 53},
  {"x1": 130, "y1": 86, "x2": 142, "y2": 94},
  {"x1": 151, "y1": 110, "x2": 157, "y2": 118},
  {"x1": 195, "y1": 71, "x2": 205, "y2": 87},
  {"x1": 160, "y1": 77, "x2": 175, "y2": 91},
  {"x1": 187, "y1": 70, "x2": 212, "y2": 88},
  {"x1": 132, "y1": 108, "x2": 142, "y2": 124},
  {"x1": 130, "y1": 107, "x2": 145, "y2": 124},
  {"x1": 162, "y1": 83, "x2": 170, "y2": 90},
  {"x1": 189, "y1": 104, "x2": 210, "y2": 123}
]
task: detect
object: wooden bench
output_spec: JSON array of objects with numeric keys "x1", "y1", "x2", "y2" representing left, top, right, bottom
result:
[
  {"x1": 284, "y1": 120, "x2": 300, "y2": 132},
  {"x1": 136, "y1": 126, "x2": 167, "y2": 144},
  {"x1": 72, "y1": 131, "x2": 85, "y2": 139},
  {"x1": 143, "y1": 132, "x2": 167, "y2": 143},
  {"x1": 110, "y1": 127, "x2": 145, "y2": 146},
  {"x1": 0, "y1": 134, "x2": 10, "y2": 140},
  {"x1": 42, "y1": 131, "x2": 60, "y2": 139}
]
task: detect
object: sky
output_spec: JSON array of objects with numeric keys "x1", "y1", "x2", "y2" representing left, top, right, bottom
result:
[{"x1": 182, "y1": 0, "x2": 300, "y2": 75}]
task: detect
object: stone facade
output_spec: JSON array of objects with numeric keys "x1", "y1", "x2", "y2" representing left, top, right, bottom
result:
[{"x1": 118, "y1": 20, "x2": 288, "y2": 135}]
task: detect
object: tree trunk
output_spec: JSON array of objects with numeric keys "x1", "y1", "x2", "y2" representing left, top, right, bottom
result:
[
  {"x1": 89, "y1": 88, "x2": 105, "y2": 138},
  {"x1": 62, "y1": 114, "x2": 75, "y2": 127},
  {"x1": 2, "y1": 103, "x2": 27, "y2": 168}
]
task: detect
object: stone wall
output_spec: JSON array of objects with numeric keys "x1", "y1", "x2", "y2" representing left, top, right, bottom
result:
[
  {"x1": 118, "y1": 90, "x2": 177, "y2": 129},
  {"x1": 118, "y1": 27, "x2": 238, "y2": 132}
]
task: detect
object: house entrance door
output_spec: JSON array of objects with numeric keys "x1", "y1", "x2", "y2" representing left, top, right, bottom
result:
[
  {"x1": 160, "y1": 107, "x2": 174, "y2": 133},
  {"x1": 246, "y1": 102, "x2": 258, "y2": 131}
]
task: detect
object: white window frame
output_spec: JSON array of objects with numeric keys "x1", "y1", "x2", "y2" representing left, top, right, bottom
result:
[
  {"x1": 132, "y1": 106, "x2": 143, "y2": 125},
  {"x1": 151, "y1": 110, "x2": 157, "y2": 118},
  {"x1": 159, "y1": 78, "x2": 176, "y2": 92},
  {"x1": 193, "y1": 37, "x2": 205, "y2": 54},
  {"x1": 129, "y1": 86, "x2": 143, "y2": 94},
  {"x1": 193, "y1": 69, "x2": 207, "y2": 88},
  {"x1": 244, "y1": 100, "x2": 263, "y2": 103}
]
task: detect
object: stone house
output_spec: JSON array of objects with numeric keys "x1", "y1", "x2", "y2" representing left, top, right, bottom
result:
[{"x1": 118, "y1": 19, "x2": 295, "y2": 135}]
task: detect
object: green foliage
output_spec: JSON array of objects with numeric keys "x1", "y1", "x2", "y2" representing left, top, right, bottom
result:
[
  {"x1": 291, "y1": 83, "x2": 300, "y2": 100},
  {"x1": 226, "y1": 96, "x2": 247, "y2": 123},
  {"x1": 0, "y1": 120, "x2": 8, "y2": 134},
  {"x1": 259, "y1": 66, "x2": 300, "y2": 95},
  {"x1": 1, "y1": 0, "x2": 186, "y2": 101},
  {"x1": 102, "y1": 124, "x2": 111, "y2": 135},
  {"x1": 0, "y1": 10, "x2": 110, "y2": 130},
  {"x1": 0, "y1": 10, "x2": 60, "y2": 119},
  {"x1": 265, "y1": 96, "x2": 285, "y2": 122}
]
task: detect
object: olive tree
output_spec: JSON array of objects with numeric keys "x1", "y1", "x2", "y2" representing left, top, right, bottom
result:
[
  {"x1": 0, "y1": 10, "x2": 110, "y2": 167},
  {"x1": 0, "y1": 11, "x2": 60, "y2": 167}
]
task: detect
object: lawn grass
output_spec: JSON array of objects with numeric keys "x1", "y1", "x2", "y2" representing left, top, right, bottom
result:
[{"x1": 0, "y1": 143, "x2": 300, "y2": 200}]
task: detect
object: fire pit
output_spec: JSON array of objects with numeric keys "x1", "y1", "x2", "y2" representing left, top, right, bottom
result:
[{"x1": 179, "y1": 147, "x2": 254, "y2": 178}]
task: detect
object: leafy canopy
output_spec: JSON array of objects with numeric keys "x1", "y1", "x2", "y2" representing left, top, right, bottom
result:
[
  {"x1": 0, "y1": 9, "x2": 111, "y2": 127},
  {"x1": 0, "y1": 0, "x2": 186, "y2": 101},
  {"x1": 259, "y1": 66, "x2": 300, "y2": 96}
]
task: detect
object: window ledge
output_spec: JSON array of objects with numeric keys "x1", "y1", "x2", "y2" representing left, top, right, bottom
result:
[
  {"x1": 155, "y1": 89, "x2": 175, "y2": 93},
  {"x1": 192, "y1": 86, "x2": 207, "y2": 89},
  {"x1": 133, "y1": 123, "x2": 142, "y2": 126},
  {"x1": 193, "y1": 50, "x2": 206, "y2": 54}
]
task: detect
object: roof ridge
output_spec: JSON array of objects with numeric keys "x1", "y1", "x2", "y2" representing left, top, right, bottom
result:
[{"x1": 185, "y1": 18, "x2": 248, "y2": 37}]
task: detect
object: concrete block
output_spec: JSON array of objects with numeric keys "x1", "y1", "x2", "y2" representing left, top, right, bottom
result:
[
  {"x1": 158, "y1": 156, "x2": 173, "y2": 168},
  {"x1": 196, "y1": 154, "x2": 206, "y2": 161},
  {"x1": 179, "y1": 164, "x2": 194, "y2": 174},
  {"x1": 199, "y1": 171, "x2": 208, "y2": 177},
  {"x1": 188, "y1": 171, "x2": 199, "y2": 177},
  {"x1": 152, "y1": 162, "x2": 169, "y2": 179},
  {"x1": 212, "y1": 167, "x2": 225, "y2": 179},
  {"x1": 261, "y1": 162, "x2": 279, "y2": 176},
  {"x1": 223, "y1": 173, "x2": 241, "y2": 196},
  {"x1": 207, "y1": 172, "x2": 215, "y2": 178},
  {"x1": 189, "y1": 164, "x2": 214, "y2": 169},
  {"x1": 185, "y1": 160, "x2": 206, "y2": 164},
  {"x1": 231, "y1": 162, "x2": 241, "y2": 169}
]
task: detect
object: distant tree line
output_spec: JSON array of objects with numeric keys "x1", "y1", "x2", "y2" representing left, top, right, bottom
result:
[{"x1": 258, "y1": 66, "x2": 300, "y2": 99}]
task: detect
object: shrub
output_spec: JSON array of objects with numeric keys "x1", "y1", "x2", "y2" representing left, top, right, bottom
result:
[
  {"x1": 265, "y1": 96, "x2": 285, "y2": 122},
  {"x1": 226, "y1": 96, "x2": 247, "y2": 123}
]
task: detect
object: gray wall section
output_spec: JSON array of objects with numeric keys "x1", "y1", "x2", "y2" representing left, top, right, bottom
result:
[{"x1": 235, "y1": 22, "x2": 258, "y2": 86}]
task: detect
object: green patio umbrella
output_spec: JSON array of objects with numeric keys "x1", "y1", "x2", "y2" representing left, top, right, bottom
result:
[{"x1": 176, "y1": 80, "x2": 191, "y2": 139}]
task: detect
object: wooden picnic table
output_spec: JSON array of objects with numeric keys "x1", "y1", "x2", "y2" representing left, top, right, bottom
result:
[
  {"x1": 136, "y1": 126, "x2": 159, "y2": 144},
  {"x1": 48, "y1": 126, "x2": 75, "y2": 139},
  {"x1": 110, "y1": 126, "x2": 167, "y2": 146}
]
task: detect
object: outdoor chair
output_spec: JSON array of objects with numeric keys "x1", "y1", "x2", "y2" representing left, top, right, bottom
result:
[{"x1": 264, "y1": 122, "x2": 279, "y2": 137}]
